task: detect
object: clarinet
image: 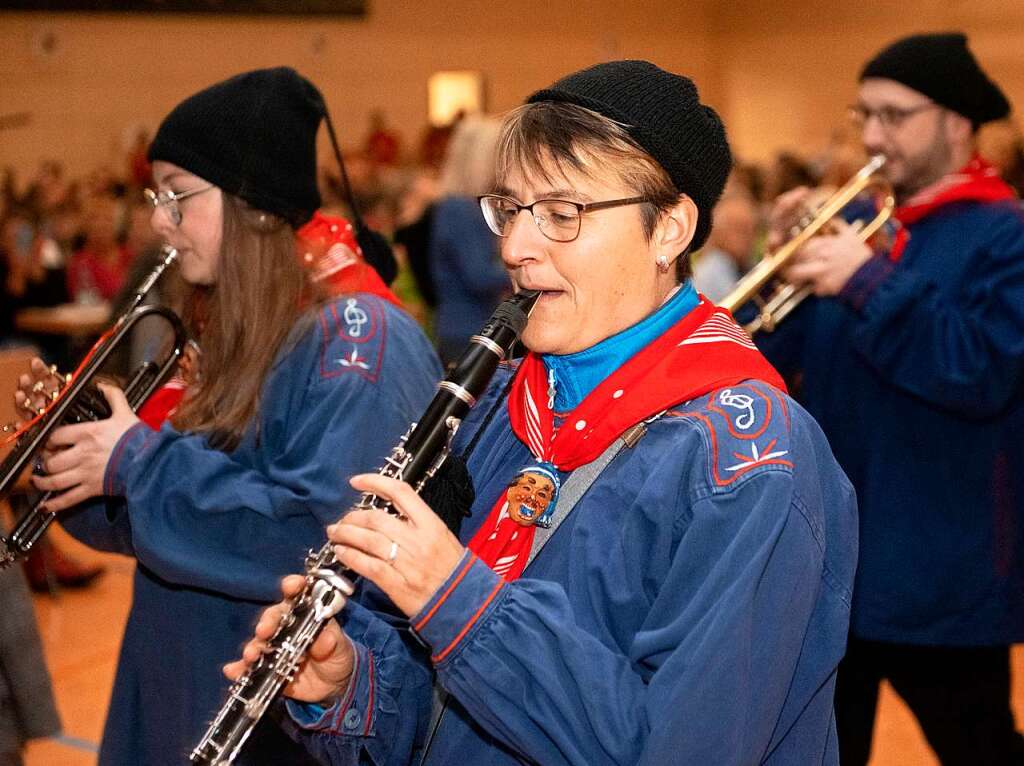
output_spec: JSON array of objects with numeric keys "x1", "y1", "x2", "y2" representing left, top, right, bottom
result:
[
  {"x1": 0, "y1": 246, "x2": 186, "y2": 568},
  {"x1": 190, "y1": 289, "x2": 540, "y2": 766}
]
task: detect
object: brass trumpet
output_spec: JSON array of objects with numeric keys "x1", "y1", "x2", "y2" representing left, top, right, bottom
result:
[
  {"x1": 720, "y1": 154, "x2": 895, "y2": 333},
  {"x1": 0, "y1": 246, "x2": 187, "y2": 567}
]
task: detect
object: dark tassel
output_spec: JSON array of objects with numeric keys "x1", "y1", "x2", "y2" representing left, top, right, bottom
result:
[
  {"x1": 420, "y1": 454, "x2": 475, "y2": 536},
  {"x1": 320, "y1": 105, "x2": 399, "y2": 285},
  {"x1": 354, "y1": 226, "x2": 399, "y2": 286}
]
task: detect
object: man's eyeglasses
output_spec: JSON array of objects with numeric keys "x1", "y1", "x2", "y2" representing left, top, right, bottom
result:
[
  {"x1": 143, "y1": 185, "x2": 214, "y2": 227},
  {"x1": 848, "y1": 102, "x2": 939, "y2": 130},
  {"x1": 478, "y1": 194, "x2": 650, "y2": 243}
]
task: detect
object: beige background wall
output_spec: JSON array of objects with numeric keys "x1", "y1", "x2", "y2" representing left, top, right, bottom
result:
[
  {"x1": 0, "y1": 1, "x2": 716, "y2": 178},
  {"x1": 1, "y1": 0, "x2": 1023, "y2": 177},
  {"x1": 712, "y1": 0, "x2": 1024, "y2": 162}
]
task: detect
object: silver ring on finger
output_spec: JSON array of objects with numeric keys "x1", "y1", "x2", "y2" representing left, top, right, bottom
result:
[{"x1": 387, "y1": 540, "x2": 399, "y2": 564}]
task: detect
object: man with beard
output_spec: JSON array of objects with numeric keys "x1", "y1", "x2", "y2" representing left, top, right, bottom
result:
[{"x1": 759, "y1": 32, "x2": 1024, "y2": 766}]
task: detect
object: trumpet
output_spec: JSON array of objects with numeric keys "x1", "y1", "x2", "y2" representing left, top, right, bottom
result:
[
  {"x1": 720, "y1": 154, "x2": 895, "y2": 333},
  {"x1": 0, "y1": 246, "x2": 187, "y2": 568},
  {"x1": 190, "y1": 289, "x2": 541, "y2": 766}
]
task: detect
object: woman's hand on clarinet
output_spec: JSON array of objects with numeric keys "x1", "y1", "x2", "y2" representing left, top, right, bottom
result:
[
  {"x1": 781, "y1": 217, "x2": 872, "y2": 296},
  {"x1": 223, "y1": 575, "x2": 356, "y2": 704},
  {"x1": 31, "y1": 382, "x2": 139, "y2": 511},
  {"x1": 329, "y1": 474, "x2": 466, "y2": 617}
]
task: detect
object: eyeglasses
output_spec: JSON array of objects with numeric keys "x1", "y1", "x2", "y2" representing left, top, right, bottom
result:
[
  {"x1": 478, "y1": 193, "x2": 650, "y2": 243},
  {"x1": 143, "y1": 185, "x2": 214, "y2": 227},
  {"x1": 848, "y1": 102, "x2": 939, "y2": 130}
]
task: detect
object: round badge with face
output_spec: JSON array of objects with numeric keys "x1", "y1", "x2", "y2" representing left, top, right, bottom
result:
[{"x1": 505, "y1": 463, "x2": 560, "y2": 528}]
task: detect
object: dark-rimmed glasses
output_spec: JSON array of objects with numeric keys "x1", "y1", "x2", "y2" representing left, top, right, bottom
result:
[
  {"x1": 848, "y1": 102, "x2": 938, "y2": 131},
  {"x1": 144, "y1": 185, "x2": 214, "y2": 227},
  {"x1": 478, "y1": 194, "x2": 650, "y2": 243}
]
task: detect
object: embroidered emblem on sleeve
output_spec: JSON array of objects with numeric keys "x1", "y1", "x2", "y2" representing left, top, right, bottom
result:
[
  {"x1": 319, "y1": 297, "x2": 387, "y2": 382},
  {"x1": 677, "y1": 382, "x2": 794, "y2": 487}
]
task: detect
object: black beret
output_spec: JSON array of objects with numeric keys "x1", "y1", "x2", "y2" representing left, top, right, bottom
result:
[
  {"x1": 149, "y1": 67, "x2": 324, "y2": 227},
  {"x1": 860, "y1": 33, "x2": 1010, "y2": 125},
  {"x1": 528, "y1": 60, "x2": 732, "y2": 251}
]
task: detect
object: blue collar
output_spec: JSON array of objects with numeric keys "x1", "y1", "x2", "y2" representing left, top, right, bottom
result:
[{"x1": 542, "y1": 281, "x2": 700, "y2": 412}]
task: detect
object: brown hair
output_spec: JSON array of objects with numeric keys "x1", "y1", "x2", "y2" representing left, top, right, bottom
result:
[
  {"x1": 496, "y1": 101, "x2": 690, "y2": 279},
  {"x1": 171, "y1": 192, "x2": 320, "y2": 451}
]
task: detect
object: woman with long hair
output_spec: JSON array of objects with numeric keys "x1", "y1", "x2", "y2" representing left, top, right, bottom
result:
[{"x1": 16, "y1": 67, "x2": 440, "y2": 765}]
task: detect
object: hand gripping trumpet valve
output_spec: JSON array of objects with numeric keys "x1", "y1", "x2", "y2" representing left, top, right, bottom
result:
[
  {"x1": 720, "y1": 154, "x2": 895, "y2": 334},
  {"x1": 0, "y1": 246, "x2": 186, "y2": 568}
]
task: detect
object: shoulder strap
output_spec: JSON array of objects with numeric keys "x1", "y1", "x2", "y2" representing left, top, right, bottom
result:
[{"x1": 523, "y1": 420, "x2": 647, "y2": 571}]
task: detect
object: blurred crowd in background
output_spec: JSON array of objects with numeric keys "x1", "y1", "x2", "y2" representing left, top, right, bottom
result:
[{"x1": 3, "y1": 107, "x2": 1024, "y2": 367}]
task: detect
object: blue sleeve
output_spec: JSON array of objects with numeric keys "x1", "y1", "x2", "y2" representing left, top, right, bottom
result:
[
  {"x1": 281, "y1": 600, "x2": 434, "y2": 766},
  {"x1": 837, "y1": 212, "x2": 1024, "y2": 418},
  {"x1": 402, "y1": 471, "x2": 826, "y2": 765},
  {"x1": 431, "y1": 198, "x2": 507, "y2": 298},
  {"x1": 84, "y1": 300, "x2": 439, "y2": 603},
  {"x1": 61, "y1": 497, "x2": 134, "y2": 556}
]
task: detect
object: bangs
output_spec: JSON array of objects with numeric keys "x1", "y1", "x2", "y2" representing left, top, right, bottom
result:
[
  {"x1": 496, "y1": 102, "x2": 647, "y2": 190},
  {"x1": 495, "y1": 100, "x2": 693, "y2": 277}
]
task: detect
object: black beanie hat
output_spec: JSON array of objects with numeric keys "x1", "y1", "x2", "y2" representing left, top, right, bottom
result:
[
  {"x1": 527, "y1": 60, "x2": 732, "y2": 251},
  {"x1": 860, "y1": 33, "x2": 1010, "y2": 126},
  {"x1": 149, "y1": 67, "x2": 400, "y2": 282},
  {"x1": 149, "y1": 67, "x2": 323, "y2": 227}
]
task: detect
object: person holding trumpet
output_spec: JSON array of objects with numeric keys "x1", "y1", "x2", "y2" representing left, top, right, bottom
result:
[
  {"x1": 227, "y1": 60, "x2": 858, "y2": 765},
  {"x1": 756, "y1": 33, "x2": 1024, "y2": 765},
  {"x1": 13, "y1": 68, "x2": 441, "y2": 765}
]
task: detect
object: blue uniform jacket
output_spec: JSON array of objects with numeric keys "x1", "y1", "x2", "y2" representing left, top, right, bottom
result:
[
  {"x1": 286, "y1": 365, "x2": 858, "y2": 765},
  {"x1": 755, "y1": 199, "x2": 1024, "y2": 646},
  {"x1": 60, "y1": 294, "x2": 442, "y2": 766}
]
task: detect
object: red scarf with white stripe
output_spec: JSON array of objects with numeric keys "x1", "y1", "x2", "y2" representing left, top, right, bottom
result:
[
  {"x1": 297, "y1": 212, "x2": 402, "y2": 307},
  {"x1": 889, "y1": 155, "x2": 1017, "y2": 262},
  {"x1": 468, "y1": 299, "x2": 785, "y2": 579}
]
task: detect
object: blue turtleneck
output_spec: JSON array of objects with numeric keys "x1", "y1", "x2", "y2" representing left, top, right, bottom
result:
[{"x1": 542, "y1": 281, "x2": 700, "y2": 412}]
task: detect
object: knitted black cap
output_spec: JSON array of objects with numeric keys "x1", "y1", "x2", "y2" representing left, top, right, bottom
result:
[
  {"x1": 149, "y1": 67, "x2": 324, "y2": 227},
  {"x1": 527, "y1": 60, "x2": 732, "y2": 251},
  {"x1": 860, "y1": 33, "x2": 1010, "y2": 126}
]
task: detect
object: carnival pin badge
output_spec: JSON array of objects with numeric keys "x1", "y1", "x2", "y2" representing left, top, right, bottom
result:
[{"x1": 504, "y1": 462, "x2": 560, "y2": 528}]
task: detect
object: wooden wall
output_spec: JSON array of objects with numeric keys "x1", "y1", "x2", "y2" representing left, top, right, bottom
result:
[{"x1": 1, "y1": 0, "x2": 1022, "y2": 176}]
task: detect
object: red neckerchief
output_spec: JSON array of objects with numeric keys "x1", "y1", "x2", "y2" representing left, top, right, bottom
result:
[
  {"x1": 468, "y1": 497, "x2": 536, "y2": 580},
  {"x1": 137, "y1": 377, "x2": 187, "y2": 428},
  {"x1": 296, "y1": 212, "x2": 402, "y2": 307},
  {"x1": 468, "y1": 299, "x2": 786, "y2": 580},
  {"x1": 508, "y1": 300, "x2": 785, "y2": 471},
  {"x1": 889, "y1": 155, "x2": 1017, "y2": 262},
  {"x1": 137, "y1": 213, "x2": 403, "y2": 430}
]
